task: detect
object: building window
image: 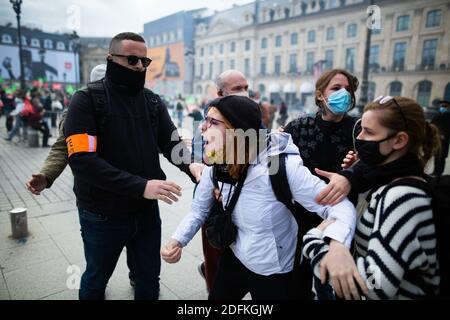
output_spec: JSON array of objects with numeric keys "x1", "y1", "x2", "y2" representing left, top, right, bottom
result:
[
  {"x1": 274, "y1": 55, "x2": 281, "y2": 75},
  {"x1": 307, "y1": 30, "x2": 316, "y2": 43},
  {"x1": 369, "y1": 45, "x2": 380, "y2": 69},
  {"x1": 219, "y1": 43, "x2": 224, "y2": 54},
  {"x1": 330, "y1": 0, "x2": 339, "y2": 8},
  {"x1": 199, "y1": 63, "x2": 204, "y2": 77},
  {"x1": 209, "y1": 45, "x2": 214, "y2": 55},
  {"x1": 219, "y1": 61, "x2": 224, "y2": 73},
  {"x1": 326, "y1": 27, "x2": 335, "y2": 41},
  {"x1": 275, "y1": 35, "x2": 282, "y2": 47},
  {"x1": 372, "y1": 27, "x2": 381, "y2": 35},
  {"x1": 44, "y1": 39, "x2": 53, "y2": 49},
  {"x1": 244, "y1": 58, "x2": 250, "y2": 77},
  {"x1": 347, "y1": 23, "x2": 357, "y2": 38},
  {"x1": 426, "y1": 9, "x2": 441, "y2": 28},
  {"x1": 149, "y1": 37, "x2": 154, "y2": 46},
  {"x1": 2, "y1": 34, "x2": 12, "y2": 44},
  {"x1": 368, "y1": 82, "x2": 376, "y2": 102},
  {"x1": 289, "y1": 53, "x2": 297, "y2": 73},
  {"x1": 306, "y1": 52, "x2": 314, "y2": 73},
  {"x1": 345, "y1": 47, "x2": 355, "y2": 72},
  {"x1": 56, "y1": 41, "x2": 65, "y2": 50},
  {"x1": 230, "y1": 41, "x2": 236, "y2": 53},
  {"x1": 30, "y1": 38, "x2": 40, "y2": 47},
  {"x1": 162, "y1": 33, "x2": 168, "y2": 43},
  {"x1": 260, "y1": 56, "x2": 267, "y2": 75},
  {"x1": 200, "y1": 47, "x2": 204, "y2": 57},
  {"x1": 230, "y1": 59, "x2": 235, "y2": 69},
  {"x1": 259, "y1": 83, "x2": 266, "y2": 94},
  {"x1": 290, "y1": 33, "x2": 298, "y2": 45},
  {"x1": 389, "y1": 81, "x2": 402, "y2": 96},
  {"x1": 261, "y1": 37, "x2": 267, "y2": 49},
  {"x1": 325, "y1": 49, "x2": 334, "y2": 69},
  {"x1": 177, "y1": 28, "x2": 183, "y2": 40},
  {"x1": 393, "y1": 42, "x2": 407, "y2": 70},
  {"x1": 422, "y1": 39, "x2": 438, "y2": 69},
  {"x1": 396, "y1": 15, "x2": 410, "y2": 31},
  {"x1": 417, "y1": 80, "x2": 432, "y2": 107},
  {"x1": 245, "y1": 39, "x2": 251, "y2": 51},
  {"x1": 209, "y1": 62, "x2": 213, "y2": 79}
]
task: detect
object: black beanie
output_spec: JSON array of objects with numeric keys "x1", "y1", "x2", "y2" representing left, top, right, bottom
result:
[{"x1": 208, "y1": 95, "x2": 262, "y2": 131}]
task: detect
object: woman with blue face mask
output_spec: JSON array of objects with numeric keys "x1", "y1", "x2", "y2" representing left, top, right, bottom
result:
[{"x1": 283, "y1": 68, "x2": 360, "y2": 299}]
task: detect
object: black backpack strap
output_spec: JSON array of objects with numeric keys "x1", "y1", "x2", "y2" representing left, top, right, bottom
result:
[
  {"x1": 86, "y1": 79, "x2": 108, "y2": 138},
  {"x1": 143, "y1": 89, "x2": 160, "y2": 141},
  {"x1": 269, "y1": 153, "x2": 309, "y2": 266},
  {"x1": 269, "y1": 153, "x2": 298, "y2": 214},
  {"x1": 224, "y1": 165, "x2": 249, "y2": 214}
]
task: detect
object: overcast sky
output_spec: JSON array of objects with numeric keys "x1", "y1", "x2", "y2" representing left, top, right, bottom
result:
[{"x1": 0, "y1": 0, "x2": 254, "y2": 37}]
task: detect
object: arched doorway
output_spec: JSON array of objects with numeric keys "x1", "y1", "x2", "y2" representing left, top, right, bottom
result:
[{"x1": 444, "y1": 83, "x2": 450, "y2": 101}]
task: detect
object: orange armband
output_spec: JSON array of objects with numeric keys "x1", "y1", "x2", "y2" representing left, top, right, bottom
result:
[{"x1": 66, "y1": 133, "x2": 97, "y2": 157}]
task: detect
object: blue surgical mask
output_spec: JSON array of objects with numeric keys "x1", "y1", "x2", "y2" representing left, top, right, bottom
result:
[
  {"x1": 325, "y1": 88, "x2": 352, "y2": 115},
  {"x1": 440, "y1": 106, "x2": 449, "y2": 113}
]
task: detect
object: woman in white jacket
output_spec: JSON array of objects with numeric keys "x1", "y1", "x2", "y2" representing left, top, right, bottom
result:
[{"x1": 161, "y1": 95, "x2": 364, "y2": 300}]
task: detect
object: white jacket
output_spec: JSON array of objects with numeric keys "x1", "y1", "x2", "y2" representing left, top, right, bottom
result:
[{"x1": 172, "y1": 132, "x2": 356, "y2": 276}]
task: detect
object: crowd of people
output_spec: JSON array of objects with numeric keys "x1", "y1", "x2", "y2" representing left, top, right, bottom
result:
[
  {"x1": 1, "y1": 85, "x2": 70, "y2": 147},
  {"x1": 3, "y1": 30, "x2": 447, "y2": 300}
]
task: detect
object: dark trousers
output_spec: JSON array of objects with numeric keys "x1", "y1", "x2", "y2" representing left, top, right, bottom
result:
[
  {"x1": 433, "y1": 139, "x2": 448, "y2": 176},
  {"x1": 201, "y1": 226, "x2": 222, "y2": 292},
  {"x1": 209, "y1": 249, "x2": 294, "y2": 300},
  {"x1": 78, "y1": 205, "x2": 161, "y2": 300},
  {"x1": 31, "y1": 121, "x2": 50, "y2": 146}
]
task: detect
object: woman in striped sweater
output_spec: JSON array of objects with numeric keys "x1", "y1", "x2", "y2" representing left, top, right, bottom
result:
[{"x1": 302, "y1": 96, "x2": 442, "y2": 299}]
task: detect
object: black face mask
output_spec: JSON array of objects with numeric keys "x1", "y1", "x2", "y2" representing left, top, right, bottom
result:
[
  {"x1": 355, "y1": 133, "x2": 397, "y2": 166},
  {"x1": 106, "y1": 60, "x2": 145, "y2": 94}
]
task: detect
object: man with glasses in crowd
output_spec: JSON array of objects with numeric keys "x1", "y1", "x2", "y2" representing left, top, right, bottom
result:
[{"x1": 63, "y1": 32, "x2": 203, "y2": 300}]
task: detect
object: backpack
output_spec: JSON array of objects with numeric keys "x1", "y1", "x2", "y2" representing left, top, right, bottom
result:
[
  {"x1": 268, "y1": 153, "x2": 320, "y2": 263},
  {"x1": 377, "y1": 175, "x2": 450, "y2": 298},
  {"x1": 20, "y1": 98, "x2": 35, "y2": 117},
  {"x1": 81, "y1": 79, "x2": 160, "y2": 143}
]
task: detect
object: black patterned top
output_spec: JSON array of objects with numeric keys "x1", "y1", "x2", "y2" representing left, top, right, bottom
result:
[{"x1": 284, "y1": 113, "x2": 357, "y2": 178}]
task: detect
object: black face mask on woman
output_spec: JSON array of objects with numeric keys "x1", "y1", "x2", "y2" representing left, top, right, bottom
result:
[{"x1": 355, "y1": 133, "x2": 397, "y2": 166}]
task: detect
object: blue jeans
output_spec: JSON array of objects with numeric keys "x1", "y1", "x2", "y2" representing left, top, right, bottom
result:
[{"x1": 78, "y1": 205, "x2": 161, "y2": 300}]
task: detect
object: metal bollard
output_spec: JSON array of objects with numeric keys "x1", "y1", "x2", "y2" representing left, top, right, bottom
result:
[
  {"x1": 9, "y1": 207, "x2": 29, "y2": 239},
  {"x1": 28, "y1": 128, "x2": 39, "y2": 147}
]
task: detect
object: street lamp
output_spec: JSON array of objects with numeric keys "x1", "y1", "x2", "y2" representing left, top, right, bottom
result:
[
  {"x1": 358, "y1": 0, "x2": 375, "y2": 114},
  {"x1": 70, "y1": 30, "x2": 80, "y2": 88},
  {"x1": 10, "y1": 0, "x2": 26, "y2": 91}
]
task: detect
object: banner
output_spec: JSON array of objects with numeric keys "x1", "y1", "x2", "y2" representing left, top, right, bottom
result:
[
  {"x1": 146, "y1": 42, "x2": 184, "y2": 83},
  {"x1": 0, "y1": 44, "x2": 79, "y2": 83}
]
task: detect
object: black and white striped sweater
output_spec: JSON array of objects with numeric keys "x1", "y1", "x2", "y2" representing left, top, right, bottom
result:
[{"x1": 303, "y1": 183, "x2": 440, "y2": 299}]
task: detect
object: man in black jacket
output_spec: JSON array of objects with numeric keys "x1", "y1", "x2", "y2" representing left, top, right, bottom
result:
[{"x1": 64, "y1": 32, "x2": 203, "y2": 300}]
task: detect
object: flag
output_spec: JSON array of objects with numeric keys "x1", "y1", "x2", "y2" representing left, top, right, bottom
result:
[
  {"x1": 66, "y1": 85, "x2": 75, "y2": 94},
  {"x1": 313, "y1": 60, "x2": 324, "y2": 79},
  {"x1": 52, "y1": 83, "x2": 62, "y2": 90}
]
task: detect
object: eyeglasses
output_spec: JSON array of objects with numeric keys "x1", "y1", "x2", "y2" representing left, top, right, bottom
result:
[
  {"x1": 110, "y1": 54, "x2": 152, "y2": 67},
  {"x1": 203, "y1": 116, "x2": 225, "y2": 128},
  {"x1": 373, "y1": 95, "x2": 408, "y2": 130}
]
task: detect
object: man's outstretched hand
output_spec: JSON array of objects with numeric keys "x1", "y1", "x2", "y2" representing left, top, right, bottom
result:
[{"x1": 26, "y1": 173, "x2": 48, "y2": 195}]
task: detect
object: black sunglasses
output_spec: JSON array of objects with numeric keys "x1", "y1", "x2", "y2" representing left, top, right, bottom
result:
[{"x1": 111, "y1": 54, "x2": 152, "y2": 67}]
